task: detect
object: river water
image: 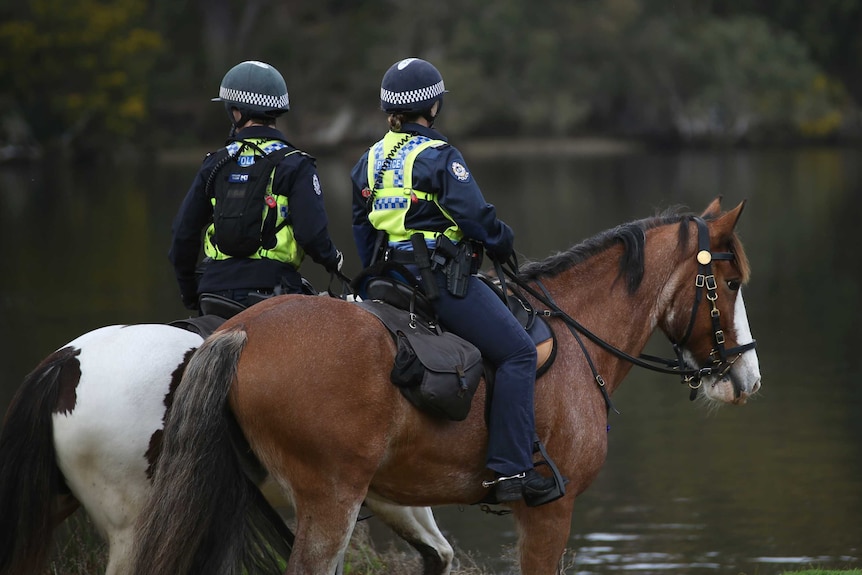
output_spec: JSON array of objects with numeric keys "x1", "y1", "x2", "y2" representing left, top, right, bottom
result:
[{"x1": 1, "y1": 143, "x2": 860, "y2": 574}]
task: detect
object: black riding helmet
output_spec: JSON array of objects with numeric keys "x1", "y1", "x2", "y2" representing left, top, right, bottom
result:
[
  {"x1": 212, "y1": 60, "x2": 290, "y2": 132},
  {"x1": 380, "y1": 58, "x2": 447, "y2": 126}
]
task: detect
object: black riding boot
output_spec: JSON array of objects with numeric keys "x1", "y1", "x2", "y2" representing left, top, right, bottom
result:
[{"x1": 494, "y1": 468, "x2": 559, "y2": 504}]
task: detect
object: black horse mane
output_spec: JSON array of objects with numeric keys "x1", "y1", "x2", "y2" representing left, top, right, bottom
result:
[{"x1": 519, "y1": 207, "x2": 702, "y2": 294}]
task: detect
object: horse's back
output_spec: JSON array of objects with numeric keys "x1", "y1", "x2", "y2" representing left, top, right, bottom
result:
[{"x1": 224, "y1": 295, "x2": 396, "y2": 378}]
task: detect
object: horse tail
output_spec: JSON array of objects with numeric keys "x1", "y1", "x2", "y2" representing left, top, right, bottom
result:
[
  {"x1": 0, "y1": 347, "x2": 80, "y2": 575},
  {"x1": 130, "y1": 327, "x2": 292, "y2": 575}
]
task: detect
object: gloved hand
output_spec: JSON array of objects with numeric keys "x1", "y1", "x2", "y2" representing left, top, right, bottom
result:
[
  {"x1": 326, "y1": 249, "x2": 344, "y2": 274},
  {"x1": 486, "y1": 240, "x2": 514, "y2": 263},
  {"x1": 486, "y1": 223, "x2": 515, "y2": 263}
]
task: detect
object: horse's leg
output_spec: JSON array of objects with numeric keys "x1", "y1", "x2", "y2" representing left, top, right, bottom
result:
[
  {"x1": 364, "y1": 497, "x2": 454, "y2": 575},
  {"x1": 286, "y1": 487, "x2": 365, "y2": 575},
  {"x1": 512, "y1": 496, "x2": 576, "y2": 575},
  {"x1": 246, "y1": 418, "x2": 375, "y2": 574},
  {"x1": 241, "y1": 424, "x2": 371, "y2": 575},
  {"x1": 57, "y1": 442, "x2": 150, "y2": 575},
  {"x1": 102, "y1": 527, "x2": 136, "y2": 575}
]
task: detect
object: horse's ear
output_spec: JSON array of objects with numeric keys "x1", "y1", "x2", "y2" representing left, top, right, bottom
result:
[
  {"x1": 712, "y1": 200, "x2": 747, "y2": 238},
  {"x1": 701, "y1": 196, "x2": 723, "y2": 218}
]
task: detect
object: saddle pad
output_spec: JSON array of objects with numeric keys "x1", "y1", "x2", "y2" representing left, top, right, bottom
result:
[{"x1": 168, "y1": 315, "x2": 227, "y2": 339}]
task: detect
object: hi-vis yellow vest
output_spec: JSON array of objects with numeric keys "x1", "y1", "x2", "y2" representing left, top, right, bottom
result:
[
  {"x1": 366, "y1": 132, "x2": 463, "y2": 244},
  {"x1": 204, "y1": 138, "x2": 304, "y2": 267}
]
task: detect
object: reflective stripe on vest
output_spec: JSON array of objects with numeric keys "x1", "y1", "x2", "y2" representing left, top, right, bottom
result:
[
  {"x1": 203, "y1": 138, "x2": 305, "y2": 266},
  {"x1": 366, "y1": 132, "x2": 464, "y2": 244}
]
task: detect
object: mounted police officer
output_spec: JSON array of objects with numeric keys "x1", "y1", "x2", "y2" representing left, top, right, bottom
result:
[
  {"x1": 350, "y1": 57, "x2": 562, "y2": 505},
  {"x1": 170, "y1": 60, "x2": 343, "y2": 310}
]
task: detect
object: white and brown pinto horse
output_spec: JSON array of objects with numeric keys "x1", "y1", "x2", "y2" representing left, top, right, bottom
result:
[
  {"x1": 0, "y1": 328, "x2": 454, "y2": 575},
  {"x1": 131, "y1": 199, "x2": 762, "y2": 575}
]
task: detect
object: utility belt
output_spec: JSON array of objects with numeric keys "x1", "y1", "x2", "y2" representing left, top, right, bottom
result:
[{"x1": 382, "y1": 234, "x2": 483, "y2": 300}]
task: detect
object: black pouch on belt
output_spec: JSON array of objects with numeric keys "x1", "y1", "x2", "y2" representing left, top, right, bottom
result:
[{"x1": 444, "y1": 241, "x2": 472, "y2": 298}]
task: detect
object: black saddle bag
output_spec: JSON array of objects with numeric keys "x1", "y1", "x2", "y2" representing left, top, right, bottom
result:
[
  {"x1": 357, "y1": 300, "x2": 483, "y2": 421},
  {"x1": 391, "y1": 329, "x2": 483, "y2": 421}
]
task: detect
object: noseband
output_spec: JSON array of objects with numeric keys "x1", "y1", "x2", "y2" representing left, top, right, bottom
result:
[
  {"x1": 669, "y1": 217, "x2": 757, "y2": 399},
  {"x1": 499, "y1": 215, "x2": 757, "y2": 410}
]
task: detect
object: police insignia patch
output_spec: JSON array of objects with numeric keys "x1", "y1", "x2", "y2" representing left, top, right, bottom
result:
[
  {"x1": 312, "y1": 174, "x2": 322, "y2": 195},
  {"x1": 450, "y1": 161, "x2": 470, "y2": 182}
]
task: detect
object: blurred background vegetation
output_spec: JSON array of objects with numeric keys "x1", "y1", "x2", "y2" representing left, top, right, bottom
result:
[{"x1": 1, "y1": 0, "x2": 860, "y2": 163}]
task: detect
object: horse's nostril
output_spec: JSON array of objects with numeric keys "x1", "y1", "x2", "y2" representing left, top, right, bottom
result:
[{"x1": 752, "y1": 378, "x2": 762, "y2": 394}]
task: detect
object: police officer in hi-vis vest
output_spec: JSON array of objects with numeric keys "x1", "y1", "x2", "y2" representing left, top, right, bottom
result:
[
  {"x1": 170, "y1": 60, "x2": 343, "y2": 310},
  {"x1": 350, "y1": 58, "x2": 562, "y2": 505}
]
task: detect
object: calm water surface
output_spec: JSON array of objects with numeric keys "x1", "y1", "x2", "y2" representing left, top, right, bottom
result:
[{"x1": 1, "y1": 145, "x2": 860, "y2": 574}]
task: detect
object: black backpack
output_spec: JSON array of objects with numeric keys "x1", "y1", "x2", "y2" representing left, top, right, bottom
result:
[{"x1": 205, "y1": 140, "x2": 297, "y2": 258}]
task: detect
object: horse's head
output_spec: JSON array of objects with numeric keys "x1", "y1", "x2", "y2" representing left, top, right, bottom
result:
[{"x1": 661, "y1": 198, "x2": 761, "y2": 405}]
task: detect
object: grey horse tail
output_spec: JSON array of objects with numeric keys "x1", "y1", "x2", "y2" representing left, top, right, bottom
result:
[{"x1": 129, "y1": 326, "x2": 292, "y2": 575}]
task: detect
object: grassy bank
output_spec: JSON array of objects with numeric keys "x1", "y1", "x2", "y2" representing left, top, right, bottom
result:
[
  {"x1": 43, "y1": 513, "x2": 859, "y2": 575},
  {"x1": 45, "y1": 513, "x2": 500, "y2": 575}
]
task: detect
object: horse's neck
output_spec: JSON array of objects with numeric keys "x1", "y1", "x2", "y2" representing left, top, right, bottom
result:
[{"x1": 539, "y1": 235, "x2": 681, "y2": 395}]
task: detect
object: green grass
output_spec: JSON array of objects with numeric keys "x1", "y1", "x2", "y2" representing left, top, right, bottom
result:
[{"x1": 46, "y1": 514, "x2": 107, "y2": 575}]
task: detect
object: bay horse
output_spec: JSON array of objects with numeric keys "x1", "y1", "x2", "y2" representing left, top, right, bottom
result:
[
  {"x1": 0, "y1": 325, "x2": 454, "y2": 575},
  {"x1": 131, "y1": 198, "x2": 761, "y2": 575}
]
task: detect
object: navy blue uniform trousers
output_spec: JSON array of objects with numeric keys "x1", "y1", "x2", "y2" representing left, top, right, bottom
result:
[{"x1": 426, "y1": 269, "x2": 537, "y2": 476}]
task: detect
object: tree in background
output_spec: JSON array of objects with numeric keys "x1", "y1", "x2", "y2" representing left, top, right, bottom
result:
[
  {"x1": 712, "y1": 0, "x2": 862, "y2": 105},
  {"x1": 0, "y1": 0, "x2": 162, "y2": 160},
  {"x1": 607, "y1": 10, "x2": 848, "y2": 143},
  {"x1": 0, "y1": 0, "x2": 857, "y2": 159}
]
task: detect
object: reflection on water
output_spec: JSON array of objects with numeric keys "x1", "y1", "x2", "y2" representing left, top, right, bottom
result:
[
  {"x1": 2, "y1": 146, "x2": 861, "y2": 574},
  {"x1": 569, "y1": 510, "x2": 858, "y2": 573}
]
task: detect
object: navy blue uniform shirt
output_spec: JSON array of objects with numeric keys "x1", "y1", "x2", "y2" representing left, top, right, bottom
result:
[
  {"x1": 169, "y1": 125, "x2": 339, "y2": 303},
  {"x1": 350, "y1": 123, "x2": 513, "y2": 268}
]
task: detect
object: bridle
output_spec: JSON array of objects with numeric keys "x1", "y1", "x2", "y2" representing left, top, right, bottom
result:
[
  {"x1": 666, "y1": 217, "x2": 757, "y2": 399},
  {"x1": 498, "y1": 216, "x2": 757, "y2": 410}
]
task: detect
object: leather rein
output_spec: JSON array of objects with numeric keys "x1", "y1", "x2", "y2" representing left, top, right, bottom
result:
[{"x1": 498, "y1": 216, "x2": 757, "y2": 411}]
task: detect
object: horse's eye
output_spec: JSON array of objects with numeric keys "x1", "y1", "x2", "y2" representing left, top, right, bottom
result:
[{"x1": 727, "y1": 279, "x2": 741, "y2": 291}]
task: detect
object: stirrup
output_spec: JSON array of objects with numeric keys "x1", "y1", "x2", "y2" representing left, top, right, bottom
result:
[{"x1": 526, "y1": 438, "x2": 567, "y2": 507}]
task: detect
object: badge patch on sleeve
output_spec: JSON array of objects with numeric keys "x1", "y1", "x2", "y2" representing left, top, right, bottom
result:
[
  {"x1": 450, "y1": 161, "x2": 470, "y2": 182},
  {"x1": 312, "y1": 174, "x2": 322, "y2": 195}
]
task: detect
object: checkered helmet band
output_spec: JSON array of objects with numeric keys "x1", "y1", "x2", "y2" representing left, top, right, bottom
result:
[
  {"x1": 380, "y1": 80, "x2": 445, "y2": 107},
  {"x1": 218, "y1": 86, "x2": 290, "y2": 111}
]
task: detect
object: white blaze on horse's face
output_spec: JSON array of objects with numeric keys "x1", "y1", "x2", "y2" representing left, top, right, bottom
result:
[
  {"x1": 728, "y1": 289, "x2": 762, "y2": 399},
  {"x1": 686, "y1": 288, "x2": 762, "y2": 405}
]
